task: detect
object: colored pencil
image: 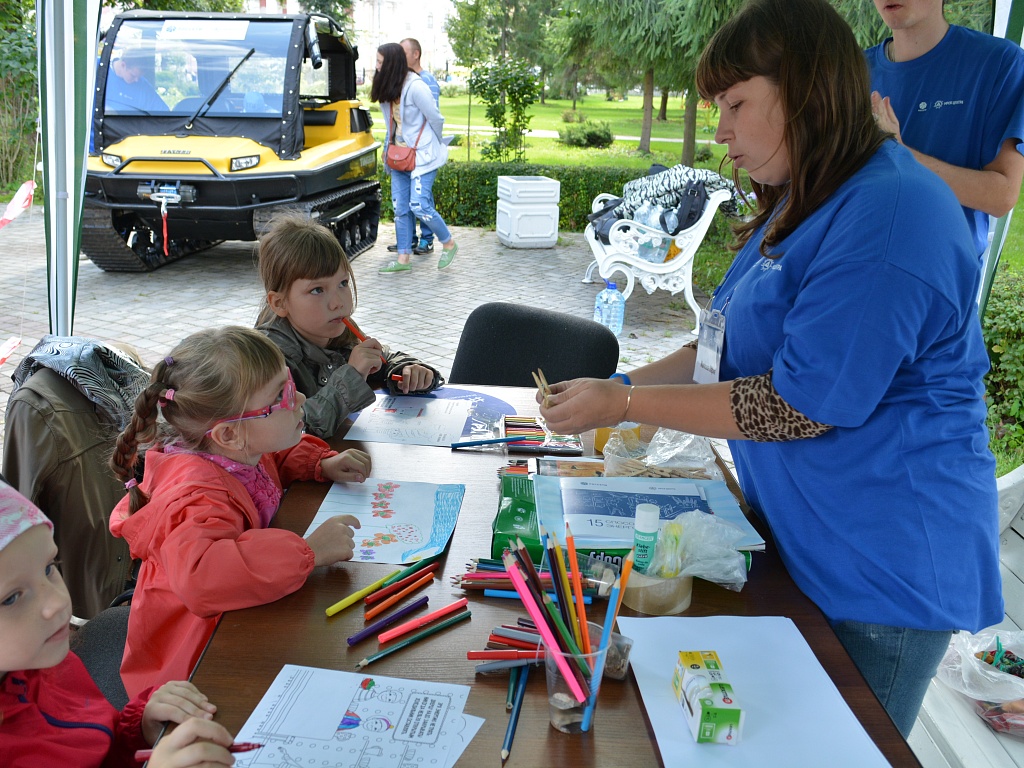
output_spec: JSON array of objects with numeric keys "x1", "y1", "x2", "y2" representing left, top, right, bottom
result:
[
  {"x1": 475, "y1": 658, "x2": 539, "y2": 674},
  {"x1": 354, "y1": 610, "x2": 471, "y2": 669},
  {"x1": 483, "y1": 588, "x2": 592, "y2": 603},
  {"x1": 380, "y1": 552, "x2": 444, "y2": 588},
  {"x1": 468, "y1": 649, "x2": 546, "y2": 660},
  {"x1": 581, "y1": 577, "x2": 621, "y2": 732},
  {"x1": 450, "y1": 436, "x2": 529, "y2": 449},
  {"x1": 342, "y1": 317, "x2": 386, "y2": 364},
  {"x1": 135, "y1": 743, "x2": 262, "y2": 761},
  {"x1": 515, "y1": 537, "x2": 546, "y2": 593},
  {"x1": 564, "y1": 523, "x2": 592, "y2": 655},
  {"x1": 364, "y1": 571, "x2": 436, "y2": 621},
  {"x1": 325, "y1": 570, "x2": 401, "y2": 617},
  {"x1": 542, "y1": 594, "x2": 592, "y2": 688},
  {"x1": 346, "y1": 596, "x2": 428, "y2": 646},
  {"x1": 506, "y1": 665, "x2": 520, "y2": 711},
  {"x1": 365, "y1": 562, "x2": 440, "y2": 605},
  {"x1": 615, "y1": 550, "x2": 636, "y2": 617},
  {"x1": 377, "y1": 597, "x2": 469, "y2": 643},
  {"x1": 501, "y1": 553, "x2": 586, "y2": 702},
  {"x1": 545, "y1": 531, "x2": 575, "y2": 634},
  {"x1": 501, "y1": 663, "x2": 530, "y2": 764}
]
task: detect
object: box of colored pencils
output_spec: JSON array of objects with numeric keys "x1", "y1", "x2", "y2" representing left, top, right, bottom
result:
[{"x1": 503, "y1": 415, "x2": 583, "y2": 456}]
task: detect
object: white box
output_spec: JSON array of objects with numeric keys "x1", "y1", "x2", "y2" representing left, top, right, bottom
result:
[
  {"x1": 497, "y1": 175, "x2": 560, "y2": 204},
  {"x1": 496, "y1": 200, "x2": 559, "y2": 248}
]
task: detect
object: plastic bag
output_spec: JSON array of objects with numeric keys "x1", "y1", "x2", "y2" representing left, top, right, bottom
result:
[
  {"x1": 935, "y1": 628, "x2": 1024, "y2": 735},
  {"x1": 645, "y1": 510, "x2": 748, "y2": 591},
  {"x1": 603, "y1": 427, "x2": 723, "y2": 481}
]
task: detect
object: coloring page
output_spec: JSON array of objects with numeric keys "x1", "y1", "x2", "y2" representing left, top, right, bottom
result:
[
  {"x1": 304, "y1": 480, "x2": 465, "y2": 564},
  {"x1": 345, "y1": 395, "x2": 472, "y2": 446},
  {"x1": 233, "y1": 665, "x2": 483, "y2": 768}
]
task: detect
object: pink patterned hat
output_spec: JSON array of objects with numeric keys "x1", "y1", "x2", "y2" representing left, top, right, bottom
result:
[{"x1": 0, "y1": 481, "x2": 52, "y2": 553}]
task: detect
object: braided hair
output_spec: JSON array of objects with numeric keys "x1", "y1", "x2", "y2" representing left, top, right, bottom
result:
[{"x1": 110, "y1": 327, "x2": 286, "y2": 514}]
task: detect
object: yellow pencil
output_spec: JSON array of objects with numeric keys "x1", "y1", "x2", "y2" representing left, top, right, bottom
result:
[
  {"x1": 325, "y1": 570, "x2": 401, "y2": 617},
  {"x1": 549, "y1": 531, "x2": 580, "y2": 648}
]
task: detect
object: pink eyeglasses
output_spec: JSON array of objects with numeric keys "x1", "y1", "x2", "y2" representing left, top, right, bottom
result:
[{"x1": 206, "y1": 369, "x2": 298, "y2": 434}]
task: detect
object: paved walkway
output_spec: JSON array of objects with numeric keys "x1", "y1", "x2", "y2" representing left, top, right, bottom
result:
[{"x1": 0, "y1": 209, "x2": 705, "y2": 461}]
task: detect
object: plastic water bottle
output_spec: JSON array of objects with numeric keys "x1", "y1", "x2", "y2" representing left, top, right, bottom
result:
[{"x1": 593, "y1": 280, "x2": 626, "y2": 336}]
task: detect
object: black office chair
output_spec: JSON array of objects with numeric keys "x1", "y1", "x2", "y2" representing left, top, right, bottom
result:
[
  {"x1": 449, "y1": 302, "x2": 620, "y2": 387},
  {"x1": 70, "y1": 603, "x2": 131, "y2": 710}
]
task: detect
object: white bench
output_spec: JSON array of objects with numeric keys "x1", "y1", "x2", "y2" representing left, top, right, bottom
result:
[
  {"x1": 581, "y1": 188, "x2": 733, "y2": 335},
  {"x1": 909, "y1": 463, "x2": 1024, "y2": 768}
]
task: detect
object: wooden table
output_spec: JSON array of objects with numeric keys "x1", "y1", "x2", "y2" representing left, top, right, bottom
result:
[{"x1": 189, "y1": 386, "x2": 919, "y2": 766}]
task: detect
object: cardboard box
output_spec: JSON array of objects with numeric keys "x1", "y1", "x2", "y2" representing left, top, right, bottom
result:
[{"x1": 671, "y1": 651, "x2": 744, "y2": 745}]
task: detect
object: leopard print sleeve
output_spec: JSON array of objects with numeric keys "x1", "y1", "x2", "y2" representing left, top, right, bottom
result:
[{"x1": 730, "y1": 370, "x2": 833, "y2": 442}]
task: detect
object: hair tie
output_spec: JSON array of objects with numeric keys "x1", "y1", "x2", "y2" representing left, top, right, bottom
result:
[
  {"x1": 124, "y1": 478, "x2": 138, "y2": 490},
  {"x1": 159, "y1": 388, "x2": 176, "y2": 406},
  {"x1": 164, "y1": 356, "x2": 175, "y2": 366}
]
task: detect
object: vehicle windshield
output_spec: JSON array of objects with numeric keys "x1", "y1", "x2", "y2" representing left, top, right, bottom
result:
[{"x1": 103, "y1": 18, "x2": 295, "y2": 117}]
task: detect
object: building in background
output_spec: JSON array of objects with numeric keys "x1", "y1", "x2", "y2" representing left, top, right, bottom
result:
[{"x1": 245, "y1": 0, "x2": 455, "y2": 82}]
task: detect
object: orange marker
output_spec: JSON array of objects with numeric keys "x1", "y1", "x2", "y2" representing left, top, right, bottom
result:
[
  {"x1": 364, "y1": 570, "x2": 436, "y2": 621},
  {"x1": 364, "y1": 561, "x2": 440, "y2": 605},
  {"x1": 342, "y1": 317, "x2": 386, "y2": 364}
]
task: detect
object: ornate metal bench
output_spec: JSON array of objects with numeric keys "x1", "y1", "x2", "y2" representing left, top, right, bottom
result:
[{"x1": 581, "y1": 188, "x2": 733, "y2": 335}]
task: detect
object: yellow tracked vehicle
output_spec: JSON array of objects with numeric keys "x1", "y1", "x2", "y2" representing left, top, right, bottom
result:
[{"x1": 85, "y1": 10, "x2": 380, "y2": 271}]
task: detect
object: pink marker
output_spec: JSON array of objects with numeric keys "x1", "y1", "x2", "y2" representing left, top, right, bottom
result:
[{"x1": 378, "y1": 597, "x2": 469, "y2": 643}]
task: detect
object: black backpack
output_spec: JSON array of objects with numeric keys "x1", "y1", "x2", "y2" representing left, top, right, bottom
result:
[
  {"x1": 587, "y1": 196, "x2": 624, "y2": 245},
  {"x1": 660, "y1": 180, "x2": 708, "y2": 235}
]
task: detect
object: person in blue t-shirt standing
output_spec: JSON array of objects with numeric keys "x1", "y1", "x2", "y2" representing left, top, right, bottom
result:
[
  {"x1": 537, "y1": 0, "x2": 1001, "y2": 739},
  {"x1": 866, "y1": 0, "x2": 1024, "y2": 260},
  {"x1": 383, "y1": 38, "x2": 443, "y2": 257}
]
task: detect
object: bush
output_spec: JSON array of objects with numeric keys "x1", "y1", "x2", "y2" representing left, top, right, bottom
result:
[
  {"x1": 694, "y1": 144, "x2": 713, "y2": 164},
  {"x1": 560, "y1": 109, "x2": 587, "y2": 123},
  {"x1": 984, "y1": 268, "x2": 1024, "y2": 453},
  {"x1": 558, "y1": 121, "x2": 614, "y2": 149},
  {"x1": 440, "y1": 83, "x2": 465, "y2": 99}
]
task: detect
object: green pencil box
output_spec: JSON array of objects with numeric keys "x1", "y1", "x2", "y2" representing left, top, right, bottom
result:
[{"x1": 491, "y1": 474, "x2": 632, "y2": 566}]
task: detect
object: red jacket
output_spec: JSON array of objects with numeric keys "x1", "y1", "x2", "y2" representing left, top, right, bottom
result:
[
  {"x1": 0, "y1": 653, "x2": 151, "y2": 768},
  {"x1": 109, "y1": 436, "x2": 334, "y2": 698}
]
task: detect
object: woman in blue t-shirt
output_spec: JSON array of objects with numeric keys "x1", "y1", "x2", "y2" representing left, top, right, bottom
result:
[{"x1": 539, "y1": 0, "x2": 1001, "y2": 738}]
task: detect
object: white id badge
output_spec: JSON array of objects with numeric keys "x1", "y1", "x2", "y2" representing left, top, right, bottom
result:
[{"x1": 693, "y1": 308, "x2": 725, "y2": 384}]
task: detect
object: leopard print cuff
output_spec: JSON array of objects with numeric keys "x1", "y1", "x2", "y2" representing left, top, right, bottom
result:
[
  {"x1": 730, "y1": 371, "x2": 832, "y2": 442},
  {"x1": 683, "y1": 338, "x2": 699, "y2": 350}
]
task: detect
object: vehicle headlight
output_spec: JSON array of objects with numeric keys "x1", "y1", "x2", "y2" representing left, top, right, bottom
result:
[
  {"x1": 101, "y1": 153, "x2": 122, "y2": 168},
  {"x1": 230, "y1": 155, "x2": 260, "y2": 172}
]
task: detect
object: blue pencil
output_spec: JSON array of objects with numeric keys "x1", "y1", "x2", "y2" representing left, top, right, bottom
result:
[
  {"x1": 581, "y1": 577, "x2": 620, "y2": 732},
  {"x1": 450, "y1": 436, "x2": 529, "y2": 449},
  {"x1": 501, "y1": 662, "x2": 530, "y2": 764}
]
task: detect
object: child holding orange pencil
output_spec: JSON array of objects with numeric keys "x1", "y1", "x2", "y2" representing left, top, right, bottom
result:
[{"x1": 256, "y1": 215, "x2": 444, "y2": 438}]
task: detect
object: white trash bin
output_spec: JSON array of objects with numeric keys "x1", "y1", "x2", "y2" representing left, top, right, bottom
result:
[{"x1": 496, "y1": 175, "x2": 560, "y2": 248}]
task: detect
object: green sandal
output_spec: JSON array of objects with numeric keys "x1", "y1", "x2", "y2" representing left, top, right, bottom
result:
[
  {"x1": 379, "y1": 260, "x2": 412, "y2": 274},
  {"x1": 437, "y1": 243, "x2": 458, "y2": 270}
]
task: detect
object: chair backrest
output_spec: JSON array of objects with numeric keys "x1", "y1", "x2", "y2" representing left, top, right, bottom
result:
[
  {"x1": 69, "y1": 604, "x2": 130, "y2": 710},
  {"x1": 449, "y1": 302, "x2": 620, "y2": 387}
]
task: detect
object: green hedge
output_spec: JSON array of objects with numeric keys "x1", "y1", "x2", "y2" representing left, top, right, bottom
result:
[
  {"x1": 984, "y1": 268, "x2": 1024, "y2": 454},
  {"x1": 376, "y1": 161, "x2": 738, "y2": 294},
  {"x1": 378, "y1": 161, "x2": 643, "y2": 232}
]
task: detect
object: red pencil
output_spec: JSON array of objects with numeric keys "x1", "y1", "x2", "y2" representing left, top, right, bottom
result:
[
  {"x1": 365, "y1": 562, "x2": 441, "y2": 605},
  {"x1": 135, "y1": 742, "x2": 262, "y2": 761},
  {"x1": 467, "y1": 650, "x2": 546, "y2": 660}
]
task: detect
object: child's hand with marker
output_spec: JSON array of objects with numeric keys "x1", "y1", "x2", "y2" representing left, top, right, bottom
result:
[
  {"x1": 141, "y1": 681, "x2": 221, "y2": 746},
  {"x1": 392, "y1": 363, "x2": 434, "y2": 394}
]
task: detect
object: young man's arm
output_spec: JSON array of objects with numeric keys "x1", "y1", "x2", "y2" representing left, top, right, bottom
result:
[{"x1": 873, "y1": 93, "x2": 1024, "y2": 216}]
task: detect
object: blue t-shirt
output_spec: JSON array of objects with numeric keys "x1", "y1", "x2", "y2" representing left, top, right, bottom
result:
[
  {"x1": 712, "y1": 142, "x2": 1001, "y2": 632},
  {"x1": 419, "y1": 70, "x2": 441, "y2": 107},
  {"x1": 867, "y1": 25, "x2": 1024, "y2": 257}
]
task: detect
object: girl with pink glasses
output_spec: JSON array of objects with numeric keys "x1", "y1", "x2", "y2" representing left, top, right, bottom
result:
[{"x1": 108, "y1": 326, "x2": 371, "y2": 698}]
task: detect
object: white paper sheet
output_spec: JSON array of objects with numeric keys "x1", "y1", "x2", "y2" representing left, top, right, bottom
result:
[
  {"x1": 616, "y1": 615, "x2": 890, "y2": 768},
  {"x1": 231, "y1": 665, "x2": 481, "y2": 768},
  {"x1": 304, "y1": 480, "x2": 465, "y2": 564},
  {"x1": 345, "y1": 394, "x2": 472, "y2": 446}
]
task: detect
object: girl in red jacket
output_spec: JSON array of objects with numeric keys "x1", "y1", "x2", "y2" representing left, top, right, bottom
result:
[
  {"x1": 108, "y1": 327, "x2": 372, "y2": 698},
  {"x1": 0, "y1": 481, "x2": 236, "y2": 767}
]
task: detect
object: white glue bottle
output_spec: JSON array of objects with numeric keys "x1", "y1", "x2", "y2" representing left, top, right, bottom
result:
[{"x1": 633, "y1": 503, "x2": 661, "y2": 574}]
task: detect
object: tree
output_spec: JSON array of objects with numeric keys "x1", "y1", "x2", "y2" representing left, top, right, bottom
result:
[
  {"x1": 0, "y1": 0, "x2": 37, "y2": 189},
  {"x1": 297, "y1": 1, "x2": 355, "y2": 23},
  {"x1": 469, "y1": 58, "x2": 539, "y2": 162},
  {"x1": 108, "y1": 0, "x2": 244, "y2": 11}
]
